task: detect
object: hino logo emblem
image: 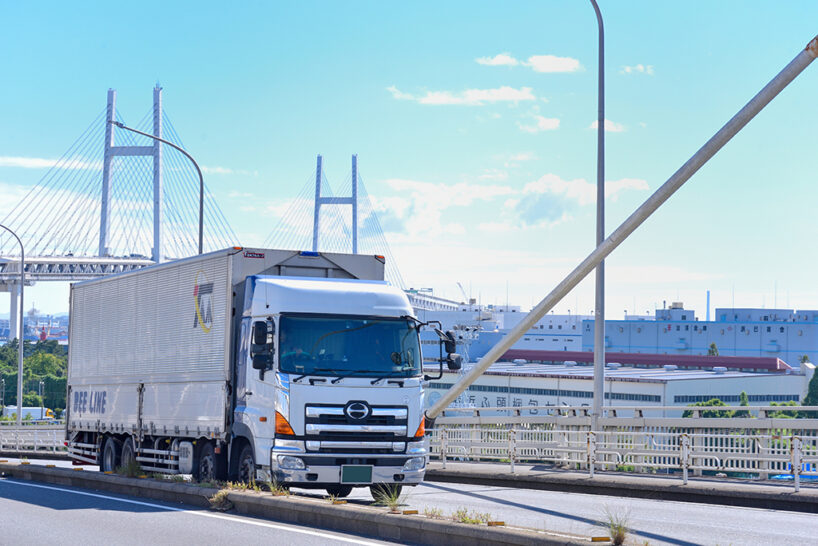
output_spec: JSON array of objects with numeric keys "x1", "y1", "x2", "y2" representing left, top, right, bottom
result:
[{"x1": 344, "y1": 401, "x2": 371, "y2": 420}]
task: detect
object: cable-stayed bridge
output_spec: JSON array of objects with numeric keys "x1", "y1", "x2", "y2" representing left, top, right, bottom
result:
[{"x1": 0, "y1": 87, "x2": 404, "y2": 338}]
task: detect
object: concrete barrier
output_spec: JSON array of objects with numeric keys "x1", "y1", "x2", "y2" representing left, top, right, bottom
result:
[
  {"x1": 0, "y1": 462, "x2": 586, "y2": 545},
  {"x1": 425, "y1": 462, "x2": 818, "y2": 514}
]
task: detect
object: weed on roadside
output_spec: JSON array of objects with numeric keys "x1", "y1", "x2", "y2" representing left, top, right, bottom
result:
[
  {"x1": 599, "y1": 505, "x2": 630, "y2": 546},
  {"x1": 208, "y1": 489, "x2": 233, "y2": 511},
  {"x1": 452, "y1": 507, "x2": 489, "y2": 525},
  {"x1": 423, "y1": 506, "x2": 444, "y2": 519},
  {"x1": 115, "y1": 459, "x2": 143, "y2": 478}
]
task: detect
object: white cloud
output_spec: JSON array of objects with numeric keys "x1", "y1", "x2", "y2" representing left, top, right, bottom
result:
[
  {"x1": 589, "y1": 119, "x2": 625, "y2": 133},
  {"x1": 478, "y1": 168, "x2": 509, "y2": 181},
  {"x1": 518, "y1": 115, "x2": 560, "y2": 134},
  {"x1": 525, "y1": 55, "x2": 582, "y2": 73},
  {"x1": 372, "y1": 178, "x2": 515, "y2": 241},
  {"x1": 0, "y1": 156, "x2": 101, "y2": 170},
  {"x1": 202, "y1": 166, "x2": 258, "y2": 176},
  {"x1": 475, "y1": 53, "x2": 519, "y2": 66},
  {"x1": 476, "y1": 53, "x2": 582, "y2": 73},
  {"x1": 621, "y1": 64, "x2": 654, "y2": 75},
  {"x1": 523, "y1": 174, "x2": 648, "y2": 206},
  {"x1": 387, "y1": 85, "x2": 536, "y2": 106}
]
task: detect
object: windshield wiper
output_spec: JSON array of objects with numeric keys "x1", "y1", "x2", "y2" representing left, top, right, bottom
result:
[
  {"x1": 330, "y1": 369, "x2": 372, "y2": 384},
  {"x1": 293, "y1": 367, "x2": 335, "y2": 383},
  {"x1": 370, "y1": 370, "x2": 417, "y2": 385}
]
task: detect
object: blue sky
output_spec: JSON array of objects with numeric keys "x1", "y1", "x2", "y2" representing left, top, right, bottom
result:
[{"x1": 1, "y1": 1, "x2": 817, "y2": 317}]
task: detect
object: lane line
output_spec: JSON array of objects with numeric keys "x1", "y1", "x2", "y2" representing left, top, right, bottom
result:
[{"x1": 0, "y1": 479, "x2": 385, "y2": 546}]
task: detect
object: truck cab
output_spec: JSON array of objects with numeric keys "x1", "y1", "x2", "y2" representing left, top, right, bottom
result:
[{"x1": 233, "y1": 276, "x2": 427, "y2": 496}]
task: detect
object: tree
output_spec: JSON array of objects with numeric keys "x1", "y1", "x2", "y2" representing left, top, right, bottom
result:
[
  {"x1": 683, "y1": 398, "x2": 734, "y2": 418},
  {"x1": 25, "y1": 353, "x2": 63, "y2": 378},
  {"x1": 802, "y1": 366, "x2": 818, "y2": 418},
  {"x1": 734, "y1": 391, "x2": 751, "y2": 418},
  {"x1": 708, "y1": 343, "x2": 719, "y2": 356},
  {"x1": 769, "y1": 401, "x2": 799, "y2": 419}
]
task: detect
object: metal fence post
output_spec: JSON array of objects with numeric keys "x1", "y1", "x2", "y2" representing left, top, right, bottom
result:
[
  {"x1": 441, "y1": 426, "x2": 448, "y2": 470},
  {"x1": 509, "y1": 427, "x2": 517, "y2": 474},
  {"x1": 791, "y1": 435, "x2": 802, "y2": 493},
  {"x1": 680, "y1": 433, "x2": 691, "y2": 485},
  {"x1": 588, "y1": 431, "x2": 596, "y2": 478}
]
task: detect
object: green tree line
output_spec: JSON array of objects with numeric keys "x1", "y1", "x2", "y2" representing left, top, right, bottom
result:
[{"x1": 0, "y1": 339, "x2": 67, "y2": 417}]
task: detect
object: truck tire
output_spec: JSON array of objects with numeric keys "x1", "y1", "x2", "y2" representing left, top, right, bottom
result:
[
  {"x1": 101, "y1": 436, "x2": 121, "y2": 473},
  {"x1": 236, "y1": 444, "x2": 255, "y2": 483},
  {"x1": 325, "y1": 485, "x2": 353, "y2": 498},
  {"x1": 370, "y1": 483, "x2": 402, "y2": 501},
  {"x1": 194, "y1": 441, "x2": 227, "y2": 482},
  {"x1": 121, "y1": 437, "x2": 136, "y2": 467}
]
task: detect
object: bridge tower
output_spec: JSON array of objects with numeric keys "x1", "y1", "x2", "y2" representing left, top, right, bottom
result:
[
  {"x1": 312, "y1": 154, "x2": 358, "y2": 254},
  {"x1": 99, "y1": 86, "x2": 165, "y2": 262}
]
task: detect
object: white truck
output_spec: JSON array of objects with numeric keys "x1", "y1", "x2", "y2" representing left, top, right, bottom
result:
[{"x1": 66, "y1": 247, "x2": 460, "y2": 497}]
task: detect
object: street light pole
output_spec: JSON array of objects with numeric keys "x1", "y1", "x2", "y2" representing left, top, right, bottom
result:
[
  {"x1": 108, "y1": 121, "x2": 205, "y2": 255},
  {"x1": 0, "y1": 223, "x2": 25, "y2": 426},
  {"x1": 589, "y1": 0, "x2": 605, "y2": 432}
]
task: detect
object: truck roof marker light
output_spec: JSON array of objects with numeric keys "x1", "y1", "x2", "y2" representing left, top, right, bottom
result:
[
  {"x1": 233, "y1": 246, "x2": 243, "y2": 250},
  {"x1": 300, "y1": 251, "x2": 320, "y2": 257},
  {"x1": 414, "y1": 419, "x2": 425, "y2": 438},
  {"x1": 259, "y1": 416, "x2": 267, "y2": 422},
  {"x1": 275, "y1": 411, "x2": 295, "y2": 436},
  {"x1": 375, "y1": 255, "x2": 385, "y2": 263}
]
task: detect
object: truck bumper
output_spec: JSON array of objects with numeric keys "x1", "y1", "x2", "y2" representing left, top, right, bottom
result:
[{"x1": 269, "y1": 448, "x2": 427, "y2": 486}]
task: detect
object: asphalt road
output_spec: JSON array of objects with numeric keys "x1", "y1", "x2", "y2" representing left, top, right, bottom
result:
[
  {"x1": 4, "y1": 457, "x2": 818, "y2": 545},
  {"x1": 0, "y1": 477, "x2": 395, "y2": 546}
]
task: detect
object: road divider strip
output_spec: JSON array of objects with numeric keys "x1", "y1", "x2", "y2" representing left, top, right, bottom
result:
[{"x1": 0, "y1": 462, "x2": 586, "y2": 545}]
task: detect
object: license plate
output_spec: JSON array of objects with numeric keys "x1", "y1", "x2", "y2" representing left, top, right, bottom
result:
[{"x1": 341, "y1": 465, "x2": 373, "y2": 483}]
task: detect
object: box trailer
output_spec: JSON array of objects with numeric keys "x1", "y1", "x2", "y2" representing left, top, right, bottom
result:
[{"x1": 67, "y1": 247, "x2": 460, "y2": 497}]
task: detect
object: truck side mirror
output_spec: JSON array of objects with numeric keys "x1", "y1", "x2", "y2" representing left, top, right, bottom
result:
[
  {"x1": 446, "y1": 353, "x2": 462, "y2": 371},
  {"x1": 253, "y1": 321, "x2": 268, "y2": 346},
  {"x1": 252, "y1": 354, "x2": 269, "y2": 370},
  {"x1": 444, "y1": 330, "x2": 457, "y2": 354}
]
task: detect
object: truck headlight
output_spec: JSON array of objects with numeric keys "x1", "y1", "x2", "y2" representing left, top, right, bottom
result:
[
  {"x1": 277, "y1": 455, "x2": 306, "y2": 470},
  {"x1": 402, "y1": 457, "x2": 426, "y2": 472}
]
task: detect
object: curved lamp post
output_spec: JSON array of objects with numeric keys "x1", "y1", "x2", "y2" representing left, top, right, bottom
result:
[
  {"x1": 108, "y1": 121, "x2": 205, "y2": 255},
  {"x1": 589, "y1": 0, "x2": 605, "y2": 431},
  {"x1": 0, "y1": 223, "x2": 25, "y2": 426}
]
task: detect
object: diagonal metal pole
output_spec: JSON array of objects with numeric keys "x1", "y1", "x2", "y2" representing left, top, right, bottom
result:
[
  {"x1": 109, "y1": 121, "x2": 205, "y2": 255},
  {"x1": 0, "y1": 223, "x2": 25, "y2": 426},
  {"x1": 427, "y1": 36, "x2": 818, "y2": 421},
  {"x1": 590, "y1": 0, "x2": 605, "y2": 432}
]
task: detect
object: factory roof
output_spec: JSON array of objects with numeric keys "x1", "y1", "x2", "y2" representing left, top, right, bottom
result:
[{"x1": 500, "y1": 349, "x2": 792, "y2": 372}]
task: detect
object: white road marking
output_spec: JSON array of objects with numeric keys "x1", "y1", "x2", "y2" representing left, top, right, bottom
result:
[{"x1": 0, "y1": 479, "x2": 385, "y2": 545}]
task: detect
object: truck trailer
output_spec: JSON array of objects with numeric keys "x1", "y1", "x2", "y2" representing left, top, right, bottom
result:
[{"x1": 66, "y1": 247, "x2": 460, "y2": 497}]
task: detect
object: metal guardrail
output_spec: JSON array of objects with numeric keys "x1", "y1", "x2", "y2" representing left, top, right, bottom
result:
[
  {"x1": 0, "y1": 424, "x2": 65, "y2": 454},
  {"x1": 430, "y1": 405, "x2": 818, "y2": 492}
]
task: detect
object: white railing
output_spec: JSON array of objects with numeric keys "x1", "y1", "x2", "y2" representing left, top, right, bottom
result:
[
  {"x1": 0, "y1": 424, "x2": 65, "y2": 454},
  {"x1": 429, "y1": 405, "x2": 818, "y2": 492}
]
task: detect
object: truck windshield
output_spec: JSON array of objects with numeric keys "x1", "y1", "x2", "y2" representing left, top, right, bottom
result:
[{"x1": 278, "y1": 314, "x2": 421, "y2": 378}]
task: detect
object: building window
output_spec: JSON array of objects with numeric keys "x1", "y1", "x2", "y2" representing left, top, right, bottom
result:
[
  {"x1": 780, "y1": 327, "x2": 785, "y2": 333},
  {"x1": 558, "y1": 325, "x2": 562, "y2": 330},
  {"x1": 682, "y1": 314, "x2": 687, "y2": 320},
  {"x1": 685, "y1": 325, "x2": 689, "y2": 331},
  {"x1": 740, "y1": 326, "x2": 745, "y2": 332},
  {"x1": 753, "y1": 326, "x2": 758, "y2": 333},
  {"x1": 767, "y1": 326, "x2": 771, "y2": 333},
  {"x1": 676, "y1": 325, "x2": 680, "y2": 331},
  {"x1": 703, "y1": 325, "x2": 707, "y2": 331}
]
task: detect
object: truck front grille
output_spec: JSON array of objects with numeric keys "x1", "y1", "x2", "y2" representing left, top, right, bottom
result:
[{"x1": 304, "y1": 404, "x2": 408, "y2": 453}]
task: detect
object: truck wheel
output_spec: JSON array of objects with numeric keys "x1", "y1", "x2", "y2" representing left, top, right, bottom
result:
[
  {"x1": 325, "y1": 485, "x2": 353, "y2": 498},
  {"x1": 370, "y1": 483, "x2": 402, "y2": 501},
  {"x1": 101, "y1": 436, "x2": 121, "y2": 473},
  {"x1": 194, "y1": 441, "x2": 227, "y2": 482},
  {"x1": 121, "y1": 437, "x2": 136, "y2": 467},
  {"x1": 237, "y1": 444, "x2": 255, "y2": 483}
]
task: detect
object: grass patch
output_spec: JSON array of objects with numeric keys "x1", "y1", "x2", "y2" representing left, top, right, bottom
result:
[
  {"x1": 208, "y1": 489, "x2": 233, "y2": 511},
  {"x1": 600, "y1": 506, "x2": 631, "y2": 546},
  {"x1": 265, "y1": 478, "x2": 290, "y2": 496},
  {"x1": 452, "y1": 507, "x2": 491, "y2": 524},
  {"x1": 372, "y1": 484, "x2": 404, "y2": 513},
  {"x1": 115, "y1": 459, "x2": 143, "y2": 478},
  {"x1": 423, "y1": 506, "x2": 444, "y2": 519}
]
